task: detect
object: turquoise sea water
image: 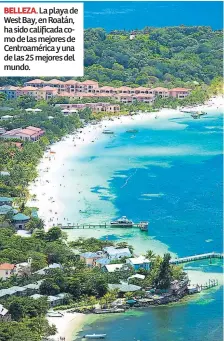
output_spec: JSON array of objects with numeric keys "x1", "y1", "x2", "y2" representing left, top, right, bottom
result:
[
  {"x1": 66, "y1": 109, "x2": 223, "y2": 341},
  {"x1": 84, "y1": 2, "x2": 223, "y2": 30}
]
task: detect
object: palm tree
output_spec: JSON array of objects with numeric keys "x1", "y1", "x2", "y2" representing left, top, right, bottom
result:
[{"x1": 145, "y1": 250, "x2": 156, "y2": 260}]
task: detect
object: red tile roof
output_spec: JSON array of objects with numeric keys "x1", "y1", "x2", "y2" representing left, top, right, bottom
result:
[
  {"x1": 57, "y1": 92, "x2": 74, "y2": 97},
  {"x1": 82, "y1": 80, "x2": 99, "y2": 85},
  {"x1": 19, "y1": 129, "x2": 39, "y2": 136},
  {"x1": 134, "y1": 87, "x2": 151, "y2": 91},
  {"x1": 47, "y1": 79, "x2": 65, "y2": 85},
  {"x1": 0, "y1": 263, "x2": 15, "y2": 270},
  {"x1": 26, "y1": 126, "x2": 42, "y2": 132},
  {"x1": 169, "y1": 88, "x2": 191, "y2": 91},
  {"x1": 26, "y1": 79, "x2": 45, "y2": 84},
  {"x1": 134, "y1": 94, "x2": 154, "y2": 98},
  {"x1": 74, "y1": 92, "x2": 95, "y2": 97},
  {"x1": 19, "y1": 86, "x2": 37, "y2": 91},
  {"x1": 152, "y1": 87, "x2": 169, "y2": 92},
  {"x1": 64, "y1": 80, "x2": 78, "y2": 85},
  {"x1": 99, "y1": 86, "x2": 115, "y2": 91},
  {"x1": 41, "y1": 86, "x2": 57, "y2": 91},
  {"x1": 116, "y1": 86, "x2": 132, "y2": 90}
]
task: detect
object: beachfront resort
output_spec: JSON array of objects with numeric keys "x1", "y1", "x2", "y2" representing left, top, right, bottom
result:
[{"x1": 0, "y1": 79, "x2": 191, "y2": 104}]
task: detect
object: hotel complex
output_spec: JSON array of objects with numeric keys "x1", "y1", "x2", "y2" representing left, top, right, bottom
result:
[{"x1": 0, "y1": 79, "x2": 191, "y2": 104}]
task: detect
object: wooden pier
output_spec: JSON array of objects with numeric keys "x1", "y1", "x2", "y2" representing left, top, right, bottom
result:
[
  {"x1": 59, "y1": 222, "x2": 148, "y2": 231},
  {"x1": 170, "y1": 252, "x2": 223, "y2": 265}
]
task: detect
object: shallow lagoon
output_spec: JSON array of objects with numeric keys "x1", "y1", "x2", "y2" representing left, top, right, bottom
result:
[{"x1": 62, "y1": 109, "x2": 223, "y2": 341}]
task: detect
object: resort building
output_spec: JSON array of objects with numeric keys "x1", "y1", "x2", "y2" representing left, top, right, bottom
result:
[
  {"x1": 0, "y1": 280, "x2": 43, "y2": 299},
  {"x1": 0, "y1": 86, "x2": 19, "y2": 100},
  {"x1": 0, "y1": 263, "x2": 16, "y2": 280},
  {"x1": 12, "y1": 212, "x2": 30, "y2": 229},
  {"x1": 0, "y1": 304, "x2": 11, "y2": 322},
  {"x1": 103, "y1": 264, "x2": 125, "y2": 273},
  {"x1": 80, "y1": 251, "x2": 104, "y2": 267},
  {"x1": 2, "y1": 126, "x2": 45, "y2": 141},
  {"x1": 0, "y1": 197, "x2": 13, "y2": 206},
  {"x1": 0, "y1": 205, "x2": 17, "y2": 216},
  {"x1": 152, "y1": 87, "x2": 170, "y2": 98},
  {"x1": 108, "y1": 283, "x2": 142, "y2": 293},
  {"x1": 126, "y1": 256, "x2": 151, "y2": 271},
  {"x1": 34, "y1": 263, "x2": 62, "y2": 275},
  {"x1": 103, "y1": 246, "x2": 132, "y2": 260},
  {"x1": 2, "y1": 79, "x2": 191, "y2": 102},
  {"x1": 31, "y1": 292, "x2": 68, "y2": 307},
  {"x1": 168, "y1": 88, "x2": 191, "y2": 99},
  {"x1": 56, "y1": 103, "x2": 120, "y2": 114},
  {"x1": 24, "y1": 79, "x2": 46, "y2": 88}
]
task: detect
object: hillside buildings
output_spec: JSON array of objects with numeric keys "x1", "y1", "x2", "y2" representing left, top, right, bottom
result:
[
  {"x1": 0, "y1": 79, "x2": 191, "y2": 103},
  {"x1": 1, "y1": 126, "x2": 45, "y2": 141}
]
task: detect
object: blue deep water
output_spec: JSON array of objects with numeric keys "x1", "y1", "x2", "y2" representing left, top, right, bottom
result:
[
  {"x1": 108, "y1": 118, "x2": 223, "y2": 256},
  {"x1": 84, "y1": 1, "x2": 223, "y2": 31}
]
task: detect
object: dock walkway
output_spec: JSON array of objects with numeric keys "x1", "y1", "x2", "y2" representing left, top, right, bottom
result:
[
  {"x1": 170, "y1": 252, "x2": 223, "y2": 264},
  {"x1": 59, "y1": 222, "x2": 148, "y2": 231}
]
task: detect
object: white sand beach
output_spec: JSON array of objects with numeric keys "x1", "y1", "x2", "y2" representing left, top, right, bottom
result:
[
  {"x1": 47, "y1": 311, "x2": 85, "y2": 341},
  {"x1": 27, "y1": 95, "x2": 223, "y2": 231}
]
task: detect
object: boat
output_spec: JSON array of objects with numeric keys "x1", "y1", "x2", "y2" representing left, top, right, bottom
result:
[
  {"x1": 84, "y1": 334, "x2": 106, "y2": 339},
  {"x1": 102, "y1": 130, "x2": 114, "y2": 134},
  {"x1": 191, "y1": 113, "x2": 200, "y2": 119},
  {"x1": 138, "y1": 221, "x2": 149, "y2": 231},
  {"x1": 126, "y1": 129, "x2": 138, "y2": 133},
  {"x1": 47, "y1": 311, "x2": 63, "y2": 317},
  {"x1": 110, "y1": 216, "x2": 133, "y2": 227}
]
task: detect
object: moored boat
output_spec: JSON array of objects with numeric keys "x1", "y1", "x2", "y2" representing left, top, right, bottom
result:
[
  {"x1": 138, "y1": 221, "x2": 149, "y2": 231},
  {"x1": 84, "y1": 334, "x2": 107, "y2": 339},
  {"x1": 110, "y1": 216, "x2": 133, "y2": 227},
  {"x1": 126, "y1": 129, "x2": 138, "y2": 133},
  {"x1": 102, "y1": 130, "x2": 114, "y2": 134}
]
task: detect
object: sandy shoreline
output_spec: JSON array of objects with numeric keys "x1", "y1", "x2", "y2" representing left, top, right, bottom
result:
[
  {"x1": 47, "y1": 311, "x2": 85, "y2": 341},
  {"x1": 27, "y1": 95, "x2": 223, "y2": 230}
]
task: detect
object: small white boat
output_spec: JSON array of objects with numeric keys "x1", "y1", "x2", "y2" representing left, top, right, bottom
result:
[
  {"x1": 84, "y1": 334, "x2": 106, "y2": 339},
  {"x1": 47, "y1": 311, "x2": 63, "y2": 317}
]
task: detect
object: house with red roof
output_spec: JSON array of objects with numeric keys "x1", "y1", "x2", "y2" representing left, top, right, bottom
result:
[
  {"x1": 76, "y1": 80, "x2": 99, "y2": 93},
  {"x1": 2, "y1": 126, "x2": 44, "y2": 142},
  {"x1": 116, "y1": 86, "x2": 132, "y2": 94},
  {"x1": 0, "y1": 263, "x2": 15, "y2": 280},
  {"x1": 151, "y1": 87, "x2": 169, "y2": 98},
  {"x1": 24, "y1": 79, "x2": 46, "y2": 88},
  {"x1": 169, "y1": 88, "x2": 191, "y2": 99},
  {"x1": 99, "y1": 86, "x2": 116, "y2": 94},
  {"x1": 132, "y1": 94, "x2": 155, "y2": 103}
]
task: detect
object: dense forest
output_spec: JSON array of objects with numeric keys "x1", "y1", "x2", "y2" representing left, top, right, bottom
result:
[{"x1": 0, "y1": 26, "x2": 222, "y2": 87}]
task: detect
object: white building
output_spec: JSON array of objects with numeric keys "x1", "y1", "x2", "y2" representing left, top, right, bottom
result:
[
  {"x1": 0, "y1": 304, "x2": 11, "y2": 321},
  {"x1": 0, "y1": 263, "x2": 15, "y2": 280},
  {"x1": 126, "y1": 256, "x2": 151, "y2": 270},
  {"x1": 103, "y1": 246, "x2": 131, "y2": 260}
]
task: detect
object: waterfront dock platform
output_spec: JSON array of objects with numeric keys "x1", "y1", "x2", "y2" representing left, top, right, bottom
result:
[
  {"x1": 170, "y1": 252, "x2": 223, "y2": 264},
  {"x1": 59, "y1": 222, "x2": 148, "y2": 231}
]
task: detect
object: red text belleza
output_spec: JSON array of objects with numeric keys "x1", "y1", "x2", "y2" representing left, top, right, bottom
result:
[{"x1": 4, "y1": 7, "x2": 38, "y2": 14}]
